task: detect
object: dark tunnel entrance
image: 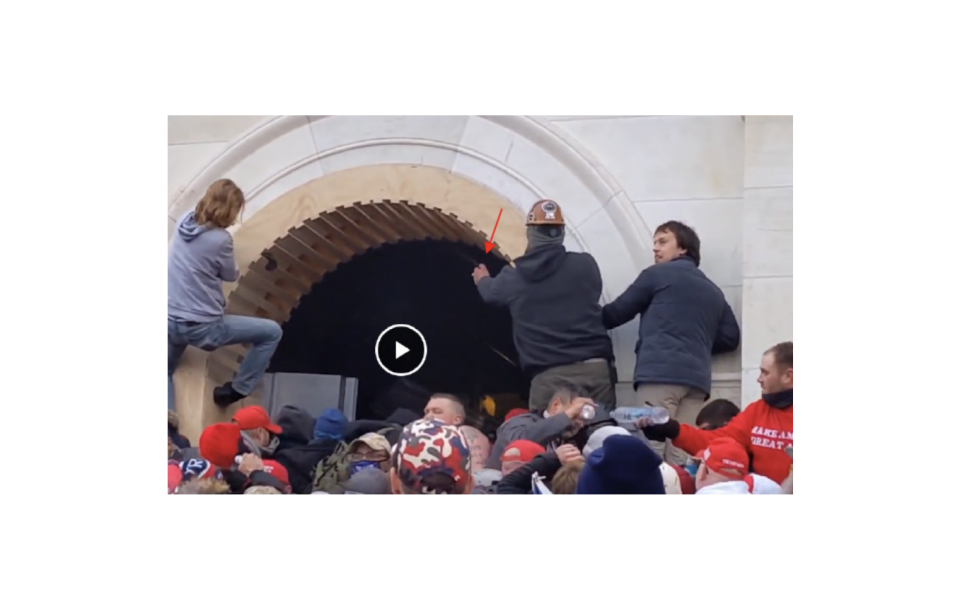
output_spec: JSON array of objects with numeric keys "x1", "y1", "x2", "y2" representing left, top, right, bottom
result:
[{"x1": 267, "y1": 239, "x2": 529, "y2": 429}]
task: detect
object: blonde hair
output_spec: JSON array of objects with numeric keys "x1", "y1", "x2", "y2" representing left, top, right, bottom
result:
[
  {"x1": 177, "y1": 478, "x2": 231, "y2": 495},
  {"x1": 551, "y1": 461, "x2": 585, "y2": 494},
  {"x1": 244, "y1": 485, "x2": 281, "y2": 495},
  {"x1": 195, "y1": 179, "x2": 245, "y2": 228}
]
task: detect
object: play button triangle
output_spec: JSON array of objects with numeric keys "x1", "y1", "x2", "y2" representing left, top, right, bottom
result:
[{"x1": 395, "y1": 342, "x2": 410, "y2": 359}]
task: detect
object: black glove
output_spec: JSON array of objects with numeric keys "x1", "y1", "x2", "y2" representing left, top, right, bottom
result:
[
  {"x1": 641, "y1": 419, "x2": 681, "y2": 442},
  {"x1": 222, "y1": 468, "x2": 250, "y2": 494}
]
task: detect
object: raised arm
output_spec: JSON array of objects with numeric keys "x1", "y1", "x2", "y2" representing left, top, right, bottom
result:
[
  {"x1": 475, "y1": 265, "x2": 516, "y2": 307},
  {"x1": 218, "y1": 235, "x2": 240, "y2": 283}
]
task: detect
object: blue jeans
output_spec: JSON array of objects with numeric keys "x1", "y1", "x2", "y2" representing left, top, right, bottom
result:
[{"x1": 168, "y1": 315, "x2": 283, "y2": 411}]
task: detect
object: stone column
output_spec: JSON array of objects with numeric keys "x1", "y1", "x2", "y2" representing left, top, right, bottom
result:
[{"x1": 741, "y1": 116, "x2": 793, "y2": 405}]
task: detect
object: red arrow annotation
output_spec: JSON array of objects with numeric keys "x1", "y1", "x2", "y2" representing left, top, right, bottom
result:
[{"x1": 484, "y1": 208, "x2": 503, "y2": 253}]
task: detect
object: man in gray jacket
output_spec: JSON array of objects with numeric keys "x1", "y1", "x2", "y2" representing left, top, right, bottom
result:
[
  {"x1": 472, "y1": 200, "x2": 615, "y2": 413},
  {"x1": 485, "y1": 381, "x2": 593, "y2": 469}
]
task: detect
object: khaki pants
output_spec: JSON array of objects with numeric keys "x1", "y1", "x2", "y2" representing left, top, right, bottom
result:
[
  {"x1": 635, "y1": 384, "x2": 707, "y2": 466},
  {"x1": 529, "y1": 360, "x2": 616, "y2": 413}
]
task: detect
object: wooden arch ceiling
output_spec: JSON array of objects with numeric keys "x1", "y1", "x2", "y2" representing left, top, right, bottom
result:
[{"x1": 206, "y1": 199, "x2": 513, "y2": 385}]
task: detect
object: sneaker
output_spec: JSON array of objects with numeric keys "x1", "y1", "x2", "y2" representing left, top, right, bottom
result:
[{"x1": 213, "y1": 382, "x2": 246, "y2": 407}]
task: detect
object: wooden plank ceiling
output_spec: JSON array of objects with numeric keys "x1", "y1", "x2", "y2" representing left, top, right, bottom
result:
[{"x1": 207, "y1": 200, "x2": 510, "y2": 384}]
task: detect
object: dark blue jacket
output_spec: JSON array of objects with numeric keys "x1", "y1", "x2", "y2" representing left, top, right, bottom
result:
[{"x1": 601, "y1": 256, "x2": 740, "y2": 394}]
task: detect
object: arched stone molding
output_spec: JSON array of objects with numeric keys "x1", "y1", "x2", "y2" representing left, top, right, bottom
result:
[
  {"x1": 172, "y1": 166, "x2": 526, "y2": 442},
  {"x1": 168, "y1": 117, "x2": 659, "y2": 441},
  {"x1": 167, "y1": 116, "x2": 651, "y2": 293}
]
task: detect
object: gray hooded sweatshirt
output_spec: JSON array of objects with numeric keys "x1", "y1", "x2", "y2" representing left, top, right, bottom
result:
[{"x1": 168, "y1": 211, "x2": 240, "y2": 322}]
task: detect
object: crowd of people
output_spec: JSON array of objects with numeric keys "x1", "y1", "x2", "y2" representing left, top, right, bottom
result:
[
  {"x1": 168, "y1": 344, "x2": 793, "y2": 495},
  {"x1": 168, "y1": 182, "x2": 793, "y2": 495}
]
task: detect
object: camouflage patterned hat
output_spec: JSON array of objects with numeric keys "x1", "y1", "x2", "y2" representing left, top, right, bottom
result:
[{"x1": 392, "y1": 418, "x2": 472, "y2": 494}]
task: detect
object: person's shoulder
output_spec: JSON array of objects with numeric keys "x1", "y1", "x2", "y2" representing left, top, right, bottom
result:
[
  {"x1": 741, "y1": 398, "x2": 767, "y2": 413},
  {"x1": 503, "y1": 413, "x2": 538, "y2": 430},
  {"x1": 638, "y1": 260, "x2": 674, "y2": 282},
  {"x1": 668, "y1": 257, "x2": 700, "y2": 273},
  {"x1": 491, "y1": 265, "x2": 521, "y2": 286},
  {"x1": 566, "y1": 251, "x2": 601, "y2": 270},
  {"x1": 653, "y1": 257, "x2": 714, "y2": 285},
  {"x1": 191, "y1": 225, "x2": 232, "y2": 248},
  {"x1": 213, "y1": 228, "x2": 234, "y2": 245},
  {"x1": 566, "y1": 251, "x2": 597, "y2": 263}
]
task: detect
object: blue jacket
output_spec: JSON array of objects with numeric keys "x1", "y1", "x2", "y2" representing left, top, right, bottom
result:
[{"x1": 602, "y1": 256, "x2": 740, "y2": 394}]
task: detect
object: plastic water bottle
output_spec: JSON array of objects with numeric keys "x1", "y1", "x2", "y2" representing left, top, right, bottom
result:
[
  {"x1": 611, "y1": 405, "x2": 670, "y2": 427},
  {"x1": 581, "y1": 404, "x2": 596, "y2": 420}
]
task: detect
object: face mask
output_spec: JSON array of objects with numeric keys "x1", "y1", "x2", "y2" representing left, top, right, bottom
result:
[
  {"x1": 259, "y1": 435, "x2": 280, "y2": 457},
  {"x1": 349, "y1": 461, "x2": 380, "y2": 476}
]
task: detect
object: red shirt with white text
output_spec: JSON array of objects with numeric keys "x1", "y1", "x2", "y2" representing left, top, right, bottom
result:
[{"x1": 673, "y1": 398, "x2": 793, "y2": 484}]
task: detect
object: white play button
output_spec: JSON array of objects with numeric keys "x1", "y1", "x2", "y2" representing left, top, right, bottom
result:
[{"x1": 375, "y1": 324, "x2": 428, "y2": 377}]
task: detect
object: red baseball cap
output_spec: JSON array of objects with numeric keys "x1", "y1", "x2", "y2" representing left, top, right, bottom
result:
[
  {"x1": 696, "y1": 437, "x2": 749, "y2": 479},
  {"x1": 502, "y1": 440, "x2": 546, "y2": 464},
  {"x1": 232, "y1": 406, "x2": 283, "y2": 435},
  {"x1": 168, "y1": 462, "x2": 183, "y2": 494},
  {"x1": 199, "y1": 423, "x2": 242, "y2": 469},
  {"x1": 505, "y1": 408, "x2": 529, "y2": 421},
  {"x1": 261, "y1": 460, "x2": 290, "y2": 487}
]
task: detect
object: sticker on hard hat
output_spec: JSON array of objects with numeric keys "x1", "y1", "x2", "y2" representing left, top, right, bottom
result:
[{"x1": 542, "y1": 201, "x2": 558, "y2": 219}]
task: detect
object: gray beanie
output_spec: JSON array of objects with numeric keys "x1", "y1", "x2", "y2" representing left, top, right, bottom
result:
[
  {"x1": 343, "y1": 468, "x2": 391, "y2": 494},
  {"x1": 583, "y1": 425, "x2": 631, "y2": 458}
]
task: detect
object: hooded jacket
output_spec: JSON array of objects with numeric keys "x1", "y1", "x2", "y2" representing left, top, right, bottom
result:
[
  {"x1": 602, "y1": 256, "x2": 740, "y2": 394},
  {"x1": 276, "y1": 406, "x2": 315, "y2": 446},
  {"x1": 272, "y1": 406, "x2": 339, "y2": 495},
  {"x1": 168, "y1": 211, "x2": 240, "y2": 322},
  {"x1": 477, "y1": 244, "x2": 614, "y2": 376}
]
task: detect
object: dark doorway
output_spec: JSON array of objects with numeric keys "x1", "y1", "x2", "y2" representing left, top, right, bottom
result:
[{"x1": 268, "y1": 239, "x2": 527, "y2": 423}]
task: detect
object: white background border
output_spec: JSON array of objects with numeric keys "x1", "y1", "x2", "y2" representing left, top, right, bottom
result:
[{"x1": 4, "y1": 1, "x2": 940, "y2": 607}]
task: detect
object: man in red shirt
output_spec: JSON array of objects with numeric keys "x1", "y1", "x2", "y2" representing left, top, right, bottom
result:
[{"x1": 639, "y1": 341, "x2": 793, "y2": 484}]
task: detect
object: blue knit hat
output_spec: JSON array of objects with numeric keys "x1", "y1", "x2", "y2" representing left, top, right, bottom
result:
[
  {"x1": 313, "y1": 408, "x2": 347, "y2": 441},
  {"x1": 576, "y1": 435, "x2": 665, "y2": 494}
]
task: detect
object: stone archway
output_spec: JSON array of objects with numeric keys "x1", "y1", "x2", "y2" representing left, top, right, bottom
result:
[
  {"x1": 172, "y1": 165, "x2": 527, "y2": 442},
  {"x1": 206, "y1": 198, "x2": 518, "y2": 389},
  {"x1": 169, "y1": 116, "x2": 659, "y2": 441}
]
